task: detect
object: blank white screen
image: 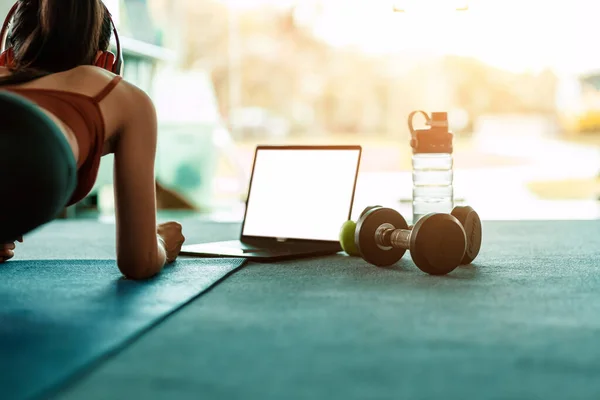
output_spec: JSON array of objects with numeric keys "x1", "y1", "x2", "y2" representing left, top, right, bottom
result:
[{"x1": 242, "y1": 149, "x2": 360, "y2": 241}]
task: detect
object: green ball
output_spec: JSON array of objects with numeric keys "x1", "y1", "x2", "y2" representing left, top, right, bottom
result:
[{"x1": 339, "y1": 220, "x2": 360, "y2": 256}]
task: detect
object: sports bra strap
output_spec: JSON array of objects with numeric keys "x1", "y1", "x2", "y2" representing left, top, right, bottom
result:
[{"x1": 93, "y1": 75, "x2": 123, "y2": 103}]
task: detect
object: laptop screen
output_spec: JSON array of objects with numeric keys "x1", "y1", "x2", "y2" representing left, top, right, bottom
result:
[{"x1": 242, "y1": 146, "x2": 361, "y2": 242}]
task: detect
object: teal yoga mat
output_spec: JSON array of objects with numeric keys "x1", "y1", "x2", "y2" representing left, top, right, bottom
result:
[{"x1": 0, "y1": 258, "x2": 246, "y2": 400}]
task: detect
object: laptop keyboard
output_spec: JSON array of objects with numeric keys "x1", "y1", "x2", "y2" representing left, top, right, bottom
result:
[{"x1": 239, "y1": 242, "x2": 316, "y2": 254}]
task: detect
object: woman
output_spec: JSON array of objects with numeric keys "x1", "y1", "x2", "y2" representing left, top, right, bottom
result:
[{"x1": 0, "y1": 0, "x2": 185, "y2": 279}]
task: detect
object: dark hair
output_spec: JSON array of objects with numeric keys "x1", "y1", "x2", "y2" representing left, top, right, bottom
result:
[{"x1": 0, "y1": 0, "x2": 112, "y2": 85}]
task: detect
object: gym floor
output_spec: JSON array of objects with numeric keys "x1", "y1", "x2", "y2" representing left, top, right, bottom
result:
[{"x1": 15, "y1": 214, "x2": 600, "y2": 400}]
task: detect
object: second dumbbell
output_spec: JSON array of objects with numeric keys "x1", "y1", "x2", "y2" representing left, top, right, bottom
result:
[
  {"x1": 354, "y1": 207, "x2": 468, "y2": 275},
  {"x1": 342, "y1": 205, "x2": 482, "y2": 265}
]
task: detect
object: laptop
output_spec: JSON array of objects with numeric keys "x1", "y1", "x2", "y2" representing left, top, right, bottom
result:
[{"x1": 180, "y1": 145, "x2": 362, "y2": 261}]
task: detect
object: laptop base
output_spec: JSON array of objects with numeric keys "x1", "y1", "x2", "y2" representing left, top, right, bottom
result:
[{"x1": 180, "y1": 240, "x2": 342, "y2": 262}]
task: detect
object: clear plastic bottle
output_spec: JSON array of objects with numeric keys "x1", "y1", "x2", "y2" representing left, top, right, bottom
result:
[{"x1": 408, "y1": 111, "x2": 454, "y2": 223}]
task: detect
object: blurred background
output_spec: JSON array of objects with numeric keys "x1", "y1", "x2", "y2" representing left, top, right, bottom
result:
[{"x1": 5, "y1": 0, "x2": 600, "y2": 221}]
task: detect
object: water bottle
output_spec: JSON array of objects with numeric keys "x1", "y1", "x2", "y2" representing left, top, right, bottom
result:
[{"x1": 408, "y1": 110, "x2": 454, "y2": 223}]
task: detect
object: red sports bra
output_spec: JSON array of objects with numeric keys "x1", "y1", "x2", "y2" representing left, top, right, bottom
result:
[{"x1": 2, "y1": 76, "x2": 122, "y2": 206}]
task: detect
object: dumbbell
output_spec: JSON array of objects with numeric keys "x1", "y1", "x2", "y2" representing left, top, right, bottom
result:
[
  {"x1": 340, "y1": 205, "x2": 482, "y2": 265},
  {"x1": 355, "y1": 207, "x2": 467, "y2": 275}
]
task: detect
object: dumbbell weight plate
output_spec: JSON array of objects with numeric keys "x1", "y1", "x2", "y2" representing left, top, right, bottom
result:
[
  {"x1": 360, "y1": 205, "x2": 383, "y2": 218},
  {"x1": 355, "y1": 207, "x2": 409, "y2": 267},
  {"x1": 451, "y1": 206, "x2": 482, "y2": 265},
  {"x1": 409, "y1": 213, "x2": 467, "y2": 275},
  {"x1": 339, "y1": 206, "x2": 381, "y2": 257},
  {"x1": 339, "y1": 205, "x2": 384, "y2": 256}
]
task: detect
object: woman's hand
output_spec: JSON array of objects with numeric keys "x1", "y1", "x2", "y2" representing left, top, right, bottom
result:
[
  {"x1": 0, "y1": 236, "x2": 23, "y2": 263},
  {"x1": 157, "y1": 222, "x2": 185, "y2": 263}
]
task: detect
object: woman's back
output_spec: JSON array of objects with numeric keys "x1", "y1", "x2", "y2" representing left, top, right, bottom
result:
[
  {"x1": 0, "y1": 65, "x2": 126, "y2": 147},
  {"x1": 0, "y1": 66, "x2": 132, "y2": 204}
]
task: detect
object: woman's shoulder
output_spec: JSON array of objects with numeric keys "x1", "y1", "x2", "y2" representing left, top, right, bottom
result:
[
  {"x1": 69, "y1": 66, "x2": 152, "y2": 104},
  {"x1": 69, "y1": 66, "x2": 156, "y2": 127},
  {"x1": 66, "y1": 66, "x2": 127, "y2": 94},
  {"x1": 68, "y1": 65, "x2": 116, "y2": 80}
]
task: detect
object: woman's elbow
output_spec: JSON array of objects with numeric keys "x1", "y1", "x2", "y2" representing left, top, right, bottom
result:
[{"x1": 117, "y1": 259, "x2": 164, "y2": 280}]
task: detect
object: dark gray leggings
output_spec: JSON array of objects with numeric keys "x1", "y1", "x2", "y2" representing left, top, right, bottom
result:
[{"x1": 0, "y1": 91, "x2": 77, "y2": 243}]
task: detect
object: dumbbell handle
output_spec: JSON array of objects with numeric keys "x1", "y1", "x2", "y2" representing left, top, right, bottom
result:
[{"x1": 375, "y1": 225, "x2": 411, "y2": 249}]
